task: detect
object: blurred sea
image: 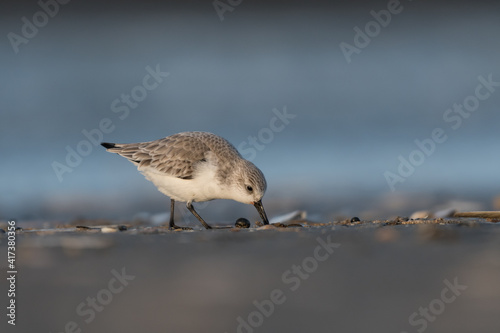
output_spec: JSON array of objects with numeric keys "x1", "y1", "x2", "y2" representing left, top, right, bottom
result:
[{"x1": 1, "y1": 1, "x2": 499, "y2": 222}]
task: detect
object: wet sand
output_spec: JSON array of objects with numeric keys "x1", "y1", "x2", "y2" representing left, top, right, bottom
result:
[{"x1": 1, "y1": 218, "x2": 500, "y2": 333}]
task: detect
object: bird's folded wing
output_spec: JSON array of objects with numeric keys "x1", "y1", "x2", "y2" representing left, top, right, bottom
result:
[{"x1": 109, "y1": 137, "x2": 208, "y2": 180}]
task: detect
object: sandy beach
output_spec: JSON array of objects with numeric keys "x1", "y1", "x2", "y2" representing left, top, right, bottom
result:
[{"x1": 1, "y1": 217, "x2": 499, "y2": 333}]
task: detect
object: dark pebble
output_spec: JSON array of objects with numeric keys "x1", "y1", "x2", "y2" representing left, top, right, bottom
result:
[
  {"x1": 351, "y1": 217, "x2": 360, "y2": 222},
  {"x1": 235, "y1": 218, "x2": 251, "y2": 228},
  {"x1": 118, "y1": 225, "x2": 128, "y2": 231}
]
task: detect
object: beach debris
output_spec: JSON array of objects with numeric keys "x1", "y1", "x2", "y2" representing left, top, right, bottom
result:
[
  {"x1": 453, "y1": 211, "x2": 500, "y2": 220},
  {"x1": 434, "y1": 208, "x2": 456, "y2": 218},
  {"x1": 436, "y1": 200, "x2": 484, "y2": 213},
  {"x1": 75, "y1": 225, "x2": 101, "y2": 233},
  {"x1": 410, "y1": 208, "x2": 456, "y2": 220},
  {"x1": 269, "y1": 210, "x2": 307, "y2": 224},
  {"x1": 256, "y1": 225, "x2": 277, "y2": 230},
  {"x1": 235, "y1": 218, "x2": 251, "y2": 228},
  {"x1": 408, "y1": 201, "x2": 485, "y2": 221},
  {"x1": 383, "y1": 216, "x2": 409, "y2": 226},
  {"x1": 284, "y1": 223, "x2": 303, "y2": 227},
  {"x1": 254, "y1": 221, "x2": 302, "y2": 229},
  {"x1": 76, "y1": 225, "x2": 92, "y2": 230},
  {"x1": 350, "y1": 217, "x2": 360, "y2": 222},
  {"x1": 118, "y1": 225, "x2": 128, "y2": 231},
  {"x1": 101, "y1": 227, "x2": 118, "y2": 233},
  {"x1": 410, "y1": 211, "x2": 431, "y2": 219}
]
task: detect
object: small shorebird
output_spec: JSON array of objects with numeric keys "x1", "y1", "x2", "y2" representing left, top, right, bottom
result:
[{"x1": 101, "y1": 131, "x2": 269, "y2": 229}]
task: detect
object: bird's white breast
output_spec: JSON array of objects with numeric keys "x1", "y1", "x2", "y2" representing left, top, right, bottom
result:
[{"x1": 138, "y1": 160, "x2": 232, "y2": 203}]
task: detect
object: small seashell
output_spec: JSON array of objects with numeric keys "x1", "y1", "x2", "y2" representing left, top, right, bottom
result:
[{"x1": 101, "y1": 227, "x2": 117, "y2": 233}]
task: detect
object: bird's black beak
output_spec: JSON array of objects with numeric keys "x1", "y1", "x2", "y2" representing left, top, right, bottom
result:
[{"x1": 253, "y1": 200, "x2": 269, "y2": 225}]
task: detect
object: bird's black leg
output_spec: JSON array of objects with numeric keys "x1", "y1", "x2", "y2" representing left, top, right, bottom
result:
[
  {"x1": 186, "y1": 201, "x2": 212, "y2": 229},
  {"x1": 169, "y1": 199, "x2": 175, "y2": 228},
  {"x1": 169, "y1": 199, "x2": 192, "y2": 230}
]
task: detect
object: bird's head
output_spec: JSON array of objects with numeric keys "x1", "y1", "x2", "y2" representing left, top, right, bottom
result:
[{"x1": 230, "y1": 160, "x2": 269, "y2": 225}]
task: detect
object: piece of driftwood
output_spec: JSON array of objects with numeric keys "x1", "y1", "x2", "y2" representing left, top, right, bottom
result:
[{"x1": 453, "y1": 211, "x2": 500, "y2": 219}]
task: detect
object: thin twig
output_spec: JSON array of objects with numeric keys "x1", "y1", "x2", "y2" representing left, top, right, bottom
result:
[{"x1": 453, "y1": 211, "x2": 500, "y2": 219}]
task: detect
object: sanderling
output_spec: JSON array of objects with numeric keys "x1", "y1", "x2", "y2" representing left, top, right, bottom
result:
[{"x1": 101, "y1": 131, "x2": 269, "y2": 229}]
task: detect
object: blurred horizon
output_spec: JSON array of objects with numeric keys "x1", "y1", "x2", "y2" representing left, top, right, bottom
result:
[{"x1": 1, "y1": 0, "x2": 500, "y2": 222}]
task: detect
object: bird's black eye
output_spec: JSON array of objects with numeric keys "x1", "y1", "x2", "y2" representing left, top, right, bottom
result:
[{"x1": 246, "y1": 185, "x2": 253, "y2": 193}]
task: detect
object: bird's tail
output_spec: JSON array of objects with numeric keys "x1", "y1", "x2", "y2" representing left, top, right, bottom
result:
[
  {"x1": 101, "y1": 142, "x2": 116, "y2": 150},
  {"x1": 100, "y1": 142, "x2": 144, "y2": 165}
]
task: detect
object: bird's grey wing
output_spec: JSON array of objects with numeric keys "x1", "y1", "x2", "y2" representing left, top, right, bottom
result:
[{"x1": 106, "y1": 136, "x2": 208, "y2": 180}]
